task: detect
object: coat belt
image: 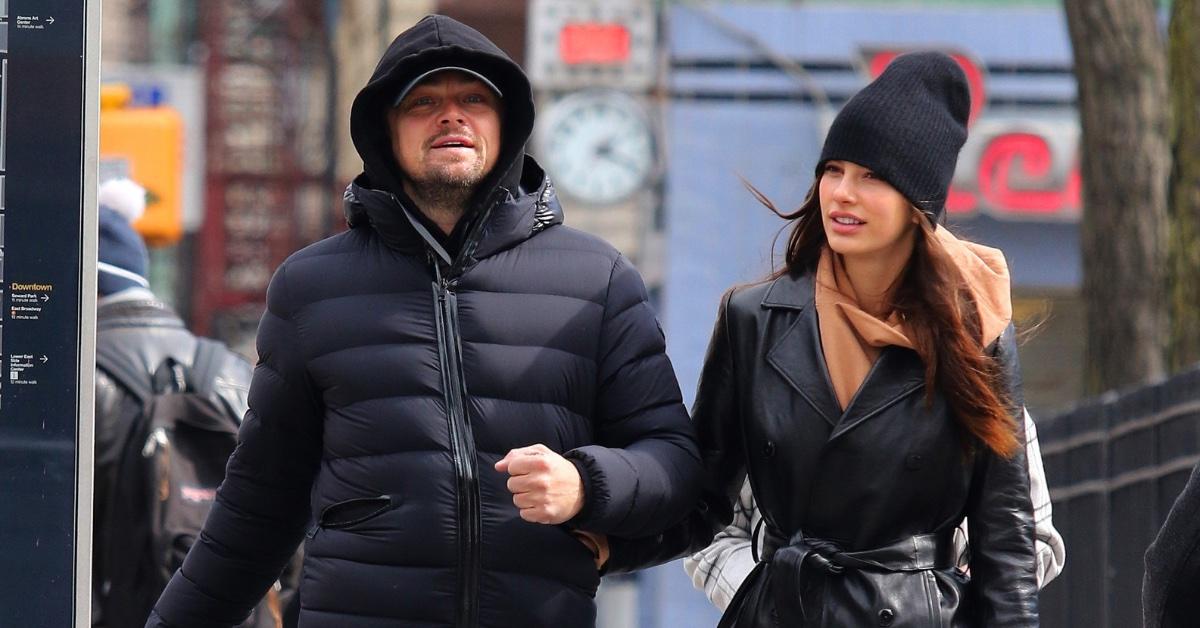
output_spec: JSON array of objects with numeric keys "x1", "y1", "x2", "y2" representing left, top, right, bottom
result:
[{"x1": 763, "y1": 529, "x2": 957, "y2": 622}]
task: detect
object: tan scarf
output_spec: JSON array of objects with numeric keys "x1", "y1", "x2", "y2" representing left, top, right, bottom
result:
[{"x1": 814, "y1": 228, "x2": 1013, "y2": 410}]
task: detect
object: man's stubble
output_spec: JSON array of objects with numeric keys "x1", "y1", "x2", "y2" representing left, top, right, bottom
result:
[{"x1": 407, "y1": 157, "x2": 488, "y2": 214}]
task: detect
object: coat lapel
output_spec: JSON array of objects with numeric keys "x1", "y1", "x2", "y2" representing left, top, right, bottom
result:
[
  {"x1": 828, "y1": 346, "x2": 926, "y2": 442},
  {"x1": 760, "y1": 272, "x2": 929, "y2": 440},
  {"x1": 762, "y1": 274, "x2": 842, "y2": 427}
]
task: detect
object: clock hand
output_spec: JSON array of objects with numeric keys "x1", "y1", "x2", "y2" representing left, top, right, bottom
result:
[
  {"x1": 593, "y1": 137, "x2": 615, "y2": 160},
  {"x1": 595, "y1": 145, "x2": 647, "y2": 176}
]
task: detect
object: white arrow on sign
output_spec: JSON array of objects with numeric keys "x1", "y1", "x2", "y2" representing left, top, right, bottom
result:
[
  {"x1": 40, "y1": 295, "x2": 49, "y2": 302},
  {"x1": 46, "y1": 16, "x2": 55, "y2": 25},
  {"x1": 40, "y1": 356, "x2": 48, "y2": 364}
]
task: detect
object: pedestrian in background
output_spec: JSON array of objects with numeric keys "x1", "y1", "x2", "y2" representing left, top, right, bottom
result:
[
  {"x1": 91, "y1": 179, "x2": 292, "y2": 627},
  {"x1": 147, "y1": 15, "x2": 701, "y2": 628},
  {"x1": 606, "y1": 51, "x2": 1042, "y2": 627}
]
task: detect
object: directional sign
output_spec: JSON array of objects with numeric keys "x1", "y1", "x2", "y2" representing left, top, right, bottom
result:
[{"x1": 0, "y1": 0, "x2": 100, "y2": 626}]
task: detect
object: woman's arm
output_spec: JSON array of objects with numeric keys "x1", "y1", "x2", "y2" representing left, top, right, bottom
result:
[
  {"x1": 683, "y1": 477, "x2": 762, "y2": 610},
  {"x1": 955, "y1": 407, "x2": 1066, "y2": 589},
  {"x1": 1022, "y1": 408, "x2": 1066, "y2": 586},
  {"x1": 966, "y1": 325, "x2": 1040, "y2": 625}
]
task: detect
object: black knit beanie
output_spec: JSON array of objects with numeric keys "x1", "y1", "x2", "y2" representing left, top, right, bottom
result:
[{"x1": 818, "y1": 51, "x2": 970, "y2": 225}]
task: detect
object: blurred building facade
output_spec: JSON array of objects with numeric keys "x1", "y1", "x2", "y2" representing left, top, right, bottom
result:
[
  {"x1": 99, "y1": 0, "x2": 1084, "y2": 406},
  {"x1": 101, "y1": 0, "x2": 438, "y2": 355},
  {"x1": 100, "y1": 1, "x2": 1085, "y2": 626}
]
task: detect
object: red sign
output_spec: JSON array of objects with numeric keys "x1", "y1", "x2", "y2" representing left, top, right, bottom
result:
[
  {"x1": 971, "y1": 133, "x2": 1081, "y2": 215},
  {"x1": 559, "y1": 22, "x2": 631, "y2": 65}
]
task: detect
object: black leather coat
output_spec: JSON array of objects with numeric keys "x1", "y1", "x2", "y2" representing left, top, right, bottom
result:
[{"x1": 610, "y1": 271, "x2": 1040, "y2": 627}]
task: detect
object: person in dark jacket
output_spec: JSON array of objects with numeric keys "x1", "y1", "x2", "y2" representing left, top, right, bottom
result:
[
  {"x1": 147, "y1": 14, "x2": 702, "y2": 628},
  {"x1": 92, "y1": 179, "x2": 255, "y2": 626},
  {"x1": 1143, "y1": 460, "x2": 1200, "y2": 627},
  {"x1": 606, "y1": 52, "x2": 1041, "y2": 627}
]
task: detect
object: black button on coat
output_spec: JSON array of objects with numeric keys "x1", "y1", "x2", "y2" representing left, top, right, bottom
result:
[{"x1": 148, "y1": 15, "x2": 701, "y2": 628}]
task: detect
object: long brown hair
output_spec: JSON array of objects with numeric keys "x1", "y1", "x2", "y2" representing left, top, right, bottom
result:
[{"x1": 747, "y1": 177, "x2": 1021, "y2": 458}]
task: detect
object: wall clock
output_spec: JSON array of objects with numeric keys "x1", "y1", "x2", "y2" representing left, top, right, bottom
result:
[{"x1": 537, "y1": 90, "x2": 657, "y2": 206}]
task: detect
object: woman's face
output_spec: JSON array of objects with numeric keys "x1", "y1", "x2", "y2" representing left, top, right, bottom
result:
[{"x1": 818, "y1": 160, "x2": 920, "y2": 261}]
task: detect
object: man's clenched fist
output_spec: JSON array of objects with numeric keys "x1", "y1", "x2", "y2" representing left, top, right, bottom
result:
[{"x1": 494, "y1": 444, "x2": 585, "y2": 524}]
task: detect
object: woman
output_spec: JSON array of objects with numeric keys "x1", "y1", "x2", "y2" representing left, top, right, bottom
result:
[{"x1": 609, "y1": 51, "x2": 1041, "y2": 627}]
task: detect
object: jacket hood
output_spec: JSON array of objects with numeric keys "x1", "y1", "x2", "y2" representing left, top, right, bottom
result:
[{"x1": 350, "y1": 14, "x2": 536, "y2": 207}]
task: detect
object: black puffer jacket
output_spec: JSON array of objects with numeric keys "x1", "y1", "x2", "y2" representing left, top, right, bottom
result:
[
  {"x1": 609, "y1": 272, "x2": 1040, "y2": 627},
  {"x1": 149, "y1": 15, "x2": 701, "y2": 628}
]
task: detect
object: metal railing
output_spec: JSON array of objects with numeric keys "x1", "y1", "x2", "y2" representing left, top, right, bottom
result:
[{"x1": 1038, "y1": 365, "x2": 1200, "y2": 628}]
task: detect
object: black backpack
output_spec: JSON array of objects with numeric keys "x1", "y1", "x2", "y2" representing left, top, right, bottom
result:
[{"x1": 96, "y1": 339, "x2": 291, "y2": 628}]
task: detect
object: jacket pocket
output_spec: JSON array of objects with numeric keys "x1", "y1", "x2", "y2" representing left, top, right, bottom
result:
[{"x1": 318, "y1": 495, "x2": 400, "y2": 529}]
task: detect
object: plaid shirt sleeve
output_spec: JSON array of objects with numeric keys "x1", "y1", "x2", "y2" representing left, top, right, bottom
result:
[
  {"x1": 955, "y1": 407, "x2": 1066, "y2": 588},
  {"x1": 683, "y1": 477, "x2": 763, "y2": 611}
]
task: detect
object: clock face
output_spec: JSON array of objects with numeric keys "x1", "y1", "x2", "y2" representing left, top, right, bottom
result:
[{"x1": 538, "y1": 91, "x2": 656, "y2": 205}]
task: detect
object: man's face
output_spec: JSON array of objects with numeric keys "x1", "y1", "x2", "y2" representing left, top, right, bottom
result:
[{"x1": 388, "y1": 71, "x2": 502, "y2": 194}]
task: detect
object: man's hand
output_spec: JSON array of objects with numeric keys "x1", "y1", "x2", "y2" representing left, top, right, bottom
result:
[{"x1": 495, "y1": 444, "x2": 585, "y2": 524}]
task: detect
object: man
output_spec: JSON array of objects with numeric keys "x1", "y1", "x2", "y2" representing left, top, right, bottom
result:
[
  {"x1": 91, "y1": 178, "x2": 258, "y2": 626},
  {"x1": 148, "y1": 15, "x2": 701, "y2": 628}
]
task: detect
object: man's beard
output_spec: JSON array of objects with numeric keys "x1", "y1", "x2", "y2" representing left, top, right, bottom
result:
[{"x1": 407, "y1": 160, "x2": 488, "y2": 211}]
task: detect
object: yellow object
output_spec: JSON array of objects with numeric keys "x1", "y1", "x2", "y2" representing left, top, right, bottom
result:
[
  {"x1": 99, "y1": 83, "x2": 184, "y2": 246},
  {"x1": 99, "y1": 84, "x2": 133, "y2": 110}
]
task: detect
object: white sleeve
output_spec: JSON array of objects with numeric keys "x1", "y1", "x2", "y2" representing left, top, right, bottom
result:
[
  {"x1": 955, "y1": 407, "x2": 1066, "y2": 588},
  {"x1": 683, "y1": 477, "x2": 762, "y2": 611},
  {"x1": 1022, "y1": 407, "x2": 1066, "y2": 586}
]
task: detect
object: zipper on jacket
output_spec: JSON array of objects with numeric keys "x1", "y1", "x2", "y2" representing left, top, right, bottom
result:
[{"x1": 430, "y1": 253, "x2": 481, "y2": 628}]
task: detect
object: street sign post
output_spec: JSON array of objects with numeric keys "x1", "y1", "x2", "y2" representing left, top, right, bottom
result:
[{"x1": 0, "y1": 0, "x2": 100, "y2": 625}]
